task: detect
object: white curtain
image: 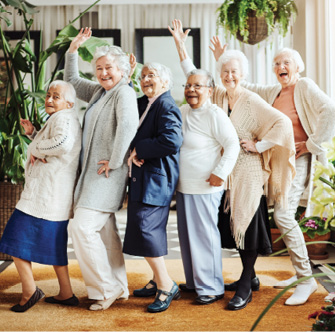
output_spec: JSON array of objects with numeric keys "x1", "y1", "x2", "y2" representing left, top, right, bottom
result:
[
  {"x1": 2, "y1": 3, "x2": 291, "y2": 87},
  {"x1": 292, "y1": 0, "x2": 334, "y2": 98}
]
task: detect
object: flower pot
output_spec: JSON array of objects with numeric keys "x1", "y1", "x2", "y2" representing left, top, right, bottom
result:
[
  {"x1": 303, "y1": 232, "x2": 331, "y2": 260},
  {"x1": 271, "y1": 228, "x2": 286, "y2": 252},
  {"x1": 0, "y1": 182, "x2": 23, "y2": 260},
  {"x1": 236, "y1": 10, "x2": 269, "y2": 45}
]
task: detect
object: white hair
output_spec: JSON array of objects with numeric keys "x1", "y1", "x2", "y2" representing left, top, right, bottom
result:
[
  {"x1": 92, "y1": 45, "x2": 130, "y2": 78},
  {"x1": 186, "y1": 69, "x2": 215, "y2": 88},
  {"x1": 49, "y1": 80, "x2": 76, "y2": 105},
  {"x1": 141, "y1": 62, "x2": 173, "y2": 90},
  {"x1": 217, "y1": 50, "x2": 249, "y2": 79},
  {"x1": 273, "y1": 48, "x2": 305, "y2": 74}
]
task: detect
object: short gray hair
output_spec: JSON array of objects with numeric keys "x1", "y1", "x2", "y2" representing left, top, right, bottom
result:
[
  {"x1": 49, "y1": 80, "x2": 76, "y2": 106},
  {"x1": 217, "y1": 50, "x2": 249, "y2": 79},
  {"x1": 273, "y1": 48, "x2": 305, "y2": 74},
  {"x1": 92, "y1": 45, "x2": 131, "y2": 78},
  {"x1": 186, "y1": 69, "x2": 215, "y2": 88},
  {"x1": 141, "y1": 62, "x2": 173, "y2": 90}
]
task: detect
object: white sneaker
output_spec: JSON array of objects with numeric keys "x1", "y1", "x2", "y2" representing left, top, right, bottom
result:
[
  {"x1": 89, "y1": 287, "x2": 124, "y2": 311},
  {"x1": 273, "y1": 275, "x2": 298, "y2": 289},
  {"x1": 285, "y1": 278, "x2": 318, "y2": 306}
]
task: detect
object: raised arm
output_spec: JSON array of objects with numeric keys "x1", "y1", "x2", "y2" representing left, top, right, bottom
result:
[
  {"x1": 209, "y1": 36, "x2": 227, "y2": 62},
  {"x1": 168, "y1": 19, "x2": 191, "y2": 62},
  {"x1": 68, "y1": 27, "x2": 92, "y2": 54}
]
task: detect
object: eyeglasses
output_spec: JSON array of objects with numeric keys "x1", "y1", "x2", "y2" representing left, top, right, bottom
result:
[
  {"x1": 183, "y1": 84, "x2": 210, "y2": 90},
  {"x1": 140, "y1": 74, "x2": 157, "y2": 80}
]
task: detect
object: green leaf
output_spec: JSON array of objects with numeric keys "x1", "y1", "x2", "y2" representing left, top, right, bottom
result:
[{"x1": 78, "y1": 37, "x2": 110, "y2": 63}]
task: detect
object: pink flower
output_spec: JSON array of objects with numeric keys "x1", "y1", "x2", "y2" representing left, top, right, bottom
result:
[{"x1": 308, "y1": 311, "x2": 319, "y2": 319}]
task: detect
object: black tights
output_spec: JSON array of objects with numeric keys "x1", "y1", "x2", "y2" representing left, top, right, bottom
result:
[{"x1": 235, "y1": 249, "x2": 258, "y2": 299}]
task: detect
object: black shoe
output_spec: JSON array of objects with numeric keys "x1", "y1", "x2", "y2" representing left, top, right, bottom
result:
[
  {"x1": 179, "y1": 283, "x2": 196, "y2": 293},
  {"x1": 45, "y1": 294, "x2": 79, "y2": 306},
  {"x1": 10, "y1": 287, "x2": 45, "y2": 313},
  {"x1": 133, "y1": 280, "x2": 157, "y2": 297},
  {"x1": 196, "y1": 294, "x2": 224, "y2": 305},
  {"x1": 227, "y1": 290, "x2": 252, "y2": 310},
  {"x1": 147, "y1": 281, "x2": 181, "y2": 313},
  {"x1": 225, "y1": 276, "x2": 260, "y2": 292}
]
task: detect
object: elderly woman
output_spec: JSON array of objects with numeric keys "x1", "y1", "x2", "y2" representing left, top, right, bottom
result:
[
  {"x1": 175, "y1": 68, "x2": 239, "y2": 305},
  {"x1": 123, "y1": 62, "x2": 183, "y2": 313},
  {"x1": 210, "y1": 42, "x2": 335, "y2": 305},
  {"x1": 0, "y1": 80, "x2": 81, "y2": 312},
  {"x1": 169, "y1": 19, "x2": 295, "y2": 310},
  {"x1": 64, "y1": 28, "x2": 138, "y2": 311}
]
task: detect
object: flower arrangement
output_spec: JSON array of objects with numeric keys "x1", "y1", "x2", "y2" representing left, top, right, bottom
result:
[
  {"x1": 300, "y1": 216, "x2": 330, "y2": 239},
  {"x1": 309, "y1": 293, "x2": 335, "y2": 331}
]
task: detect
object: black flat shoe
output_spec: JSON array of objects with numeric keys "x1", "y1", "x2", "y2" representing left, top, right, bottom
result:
[
  {"x1": 45, "y1": 294, "x2": 79, "y2": 306},
  {"x1": 196, "y1": 294, "x2": 224, "y2": 305},
  {"x1": 179, "y1": 283, "x2": 196, "y2": 293},
  {"x1": 225, "y1": 276, "x2": 260, "y2": 292},
  {"x1": 227, "y1": 290, "x2": 252, "y2": 310},
  {"x1": 147, "y1": 281, "x2": 181, "y2": 313},
  {"x1": 10, "y1": 287, "x2": 45, "y2": 313},
  {"x1": 133, "y1": 280, "x2": 157, "y2": 297}
]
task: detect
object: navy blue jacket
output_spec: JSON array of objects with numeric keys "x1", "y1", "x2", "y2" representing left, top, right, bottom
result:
[{"x1": 129, "y1": 91, "x2": 183, "y2": 206}]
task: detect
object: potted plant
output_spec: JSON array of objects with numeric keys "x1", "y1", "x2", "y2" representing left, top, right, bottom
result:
[
  {"x1": 299, "y1": 216, "x2": 331, "y2": 260},
  {"x1": 216, "y1": 0, "x2": 298, "y2": 45}
]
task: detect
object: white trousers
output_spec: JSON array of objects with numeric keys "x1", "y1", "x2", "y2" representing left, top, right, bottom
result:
[
  {"x1": 273, "y1": 154, "x2": 312, "y2": 278},
  {"x1": 70, "y1": 207, "x2": 128, "y2": 300}
]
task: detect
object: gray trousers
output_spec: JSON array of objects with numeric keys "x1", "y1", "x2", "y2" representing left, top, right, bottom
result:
[
  {"x1": 176, "y1": 190, "x2": 224, "y2": 296},
  {"x1": 273, "y1": 154, "x2": 312, "y2": 278}
]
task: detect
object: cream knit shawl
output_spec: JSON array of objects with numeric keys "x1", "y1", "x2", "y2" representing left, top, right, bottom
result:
[{"x1": 212, "y1": 87, "x2": 296, "y2": 248}]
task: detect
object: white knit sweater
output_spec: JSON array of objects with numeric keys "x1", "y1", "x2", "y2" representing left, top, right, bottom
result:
[
  {"x1": 177, "y1": 100, "x2": 239, "y2": 194},
  {"x1": 16, "y1": 108, "x2": 82, "y2": 221}
]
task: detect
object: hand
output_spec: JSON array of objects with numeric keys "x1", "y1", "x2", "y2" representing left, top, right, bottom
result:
[
  {"x1": 206, "y1": 173, "x2": 224, "y2": 187},
  {"x1": 97, "y1": 160, "x2": 111, "y2": 178},
  {"x1": 69, "y1": 27, "x2": 92, "y2": 53},
  {"x1": 20, "y1": 118, "x2": 34, "y2": 136},
  {"x1": 240, "y1": 139, "x2": 258, "y2": 153},
  {"x1": 295, "y1": 141, "x2": 308, "y2": 159},
  {"x1": 209, "y1": 36, "x2": 227, "y2": 62},
  {"x1": 127, "y1": 148, "x2": 144, "y2": 168},
  {"x1": 128, "y1": 53, "x2": 137, "y2": 80},
  {"x1": 168, "y1": 19, "x2": 191, "y2": 45},
  {"x1": 30, "y1": 155, "x2": 47, "y2": 165}
]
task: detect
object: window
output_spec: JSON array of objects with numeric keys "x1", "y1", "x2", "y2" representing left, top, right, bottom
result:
[{"x1": 135, "y1": 28, "x2": 200, "y2": 104}]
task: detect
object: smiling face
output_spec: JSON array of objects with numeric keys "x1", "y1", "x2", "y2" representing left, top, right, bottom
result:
[
  {"x1": 95, "y1": 56, "x2": 123, "y2": 91},
  {"x1": 273, "y1": 52, "x2": 299, "y2": 88},
  {"x1": 184, "y1": 74, "x2": 212, "y2": 109},
  {"x1": 140, "y1": 67, "x2": 166, "y2": 98},
  {"x1": 220, "y1": 59, "x2": 243, "y2": 91},
  {"x1": 45, "y1": 85, "x2": 72, "y2": 115}
]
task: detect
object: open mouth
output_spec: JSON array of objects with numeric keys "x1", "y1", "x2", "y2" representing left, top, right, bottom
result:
[
  {"x1": 279, "y1": 73, "x2": 288, "y2": 77},
  {"x1": 102, "y1": 77, "x2": 112, "y2": 81}
]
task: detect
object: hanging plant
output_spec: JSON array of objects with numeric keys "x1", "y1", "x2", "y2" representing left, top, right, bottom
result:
[{"x1": 216, "y1": 0, "x2": 298, "y2": 45}]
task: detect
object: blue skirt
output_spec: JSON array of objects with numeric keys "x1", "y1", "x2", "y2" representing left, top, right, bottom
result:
[
  {"x1": 0, "y1": 209, "x2": 69, "y2": 265},
  {"x1": 123, "y1": 201, "x2": 170, "y2": 257}
]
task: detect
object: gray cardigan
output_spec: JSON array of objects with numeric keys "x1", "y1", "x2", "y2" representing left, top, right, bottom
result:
[{"x1": 64, "y1": 52, "x2": 139, "y2": 212}]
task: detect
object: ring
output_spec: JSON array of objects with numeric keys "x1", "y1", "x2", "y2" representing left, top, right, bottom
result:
[{"x1": 102, "y1": 168, "x2": 106, "y2": 171}]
